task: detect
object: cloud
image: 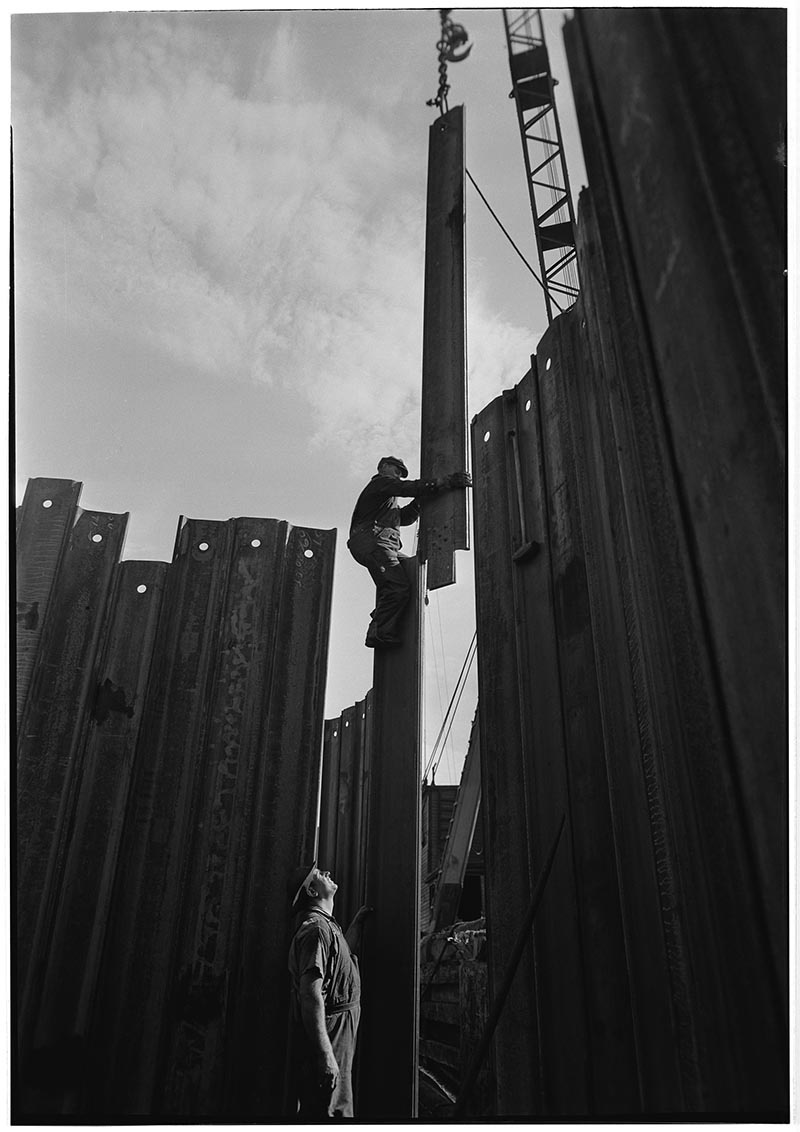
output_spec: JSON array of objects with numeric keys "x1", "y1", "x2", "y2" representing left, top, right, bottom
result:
[{"x1": 13, "y1": 11, "x2": 535, "y2": 476}]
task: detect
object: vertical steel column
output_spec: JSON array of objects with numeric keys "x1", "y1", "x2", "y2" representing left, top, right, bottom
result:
[
  {"x1": 357, "y1": 558, "x2": 423, "y2": 1119},
  {"x1": 15, "y1": 478, "x2": 82, "y2": 724},
  {"x1": 17, "y1": 508, "x2": 128, "y2": 1051},
  {"x1": 419, "y1": 106, "x2": 469, "y2": 590},
  {"x1": 22, "y1": 560, "x2": 167, "y2": 1115}
]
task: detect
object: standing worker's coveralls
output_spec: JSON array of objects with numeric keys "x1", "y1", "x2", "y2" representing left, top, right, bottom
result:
[
  {"x1": 347, "y1": 472, "x2": 438, "y2": 645},
  {"x1": 288, "y1": 910, "x2": 361, "y2": 1119}
]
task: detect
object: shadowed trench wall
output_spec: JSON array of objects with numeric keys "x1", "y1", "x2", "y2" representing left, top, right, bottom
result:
[
  {"x1": 471, "y1": 8, "x2": 786, "y2": 1118},
  {"x1": 15, "y1": 478, "x2": 335, "y2": 1119}
]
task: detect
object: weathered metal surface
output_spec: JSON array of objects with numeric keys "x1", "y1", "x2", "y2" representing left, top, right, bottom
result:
[
  {"x1": 319, "y1": 692, "x2": 372, "y2": 932},
  {"x1": 22, "y1": 560, "x2": 167, "y2": 1115},
  {"x1": 357, "y1": 557, "x2": 422, "y2": 1119},
  {"x1": 419, "y1": 105, "x2": 469, "y2": 590},
  {"x1": 433, "y1": 711, "x2": 481, "y2": 930},
  {"x1": 88, "y1": 517, "x2": 235, "y2": 1115},
  {"x1": 469, "y1": 10, "x2": 786, "y2": 1117},
  {"x1": 155, "y1": 517, "x2": 290, "y2": 1117},
  {"x1": 566, "y1": 13, "x2": 787, "y2": 1005},
  {"x1": 222, "y1": 523, "x2": 335, "y2": 1119},
  {"x1": 14, "y1": 491, "x2": 336, "y2": 1121},
  {"x1": 17, "y1": 507, "x2": 128, "y2": 1035},
  {"x1": 566, "y1": 10, "x2": 786, "y2": 1112},
  {"x1": 473, "y1": 382, "x2": 583, "y2": 1116},
  {"x1": 15, "y1": 478, "x2": 82, "y2": 724}
]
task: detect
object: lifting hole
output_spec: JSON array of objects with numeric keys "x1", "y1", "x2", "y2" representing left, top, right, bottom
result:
[
  {"x1": 251, "y1": 539, "x2": 261, "y2": 548},
  {"x1": 545, "y1": 357, "x2": 552, "y2": 371},
  {"x1": 42, "y1": 499, "x2": 53, "y2": 509},
  {"x1": 137, "y1": 584, "x2": 148, "y2": 594},
  {"x1": 483, "y1": 430, "x2": 491, "y2": 443},
  {"x1": 91, "y1": 533, "x2": 103, "y2": 543},
  {"x1": 304, "y1": 549, "x2": 314, "y2": 559},
  {"x1": 525, "y1": 399, "x2": 531, "y2": 411},
  {"x1": 198, "y1": 542, "x2": 210, "y2": 552}
]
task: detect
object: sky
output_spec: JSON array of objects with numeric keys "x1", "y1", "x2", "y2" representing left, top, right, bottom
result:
[{"x1": 11, "y1": 6, "x2": 587, "y2": 784}]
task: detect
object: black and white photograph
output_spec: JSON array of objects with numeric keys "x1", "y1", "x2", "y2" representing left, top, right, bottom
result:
[{"x1": 10, "y1": 5, "x2": 789, "y2": 1122}]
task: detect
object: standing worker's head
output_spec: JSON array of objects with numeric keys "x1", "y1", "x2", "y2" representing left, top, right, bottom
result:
[
  {"x1": 288, "y1": 863, "x2": 338, "y2": 913},
  {"x1": 377, "y1": 456, "x2": 409, "y2": 481}
]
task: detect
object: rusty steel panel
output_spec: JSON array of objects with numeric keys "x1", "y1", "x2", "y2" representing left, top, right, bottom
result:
[
  {"x1": 319, "y1": 692, "x2": 372, "y2": 932},
  {"x1": 357, "y1": 558, "x2": 422, "y2": 1119},
  {"x1": 15, "y1": 478, "x2": 83, "y2": 724},
  {"x1": 565, "y1": 11, "x2": 786, "y2": 1112},
  {"x1": 419, "y1": 105, "x2": 469, "y2": 590},
  {"x1": 88, "y1": 517, "x2": 236, "y2": 1115},
  {"x1": 472, "y1": 384, "x2": 583, "y2": 1116},
  {"x1": 17, "y1": 508, "x2": 128, "y2": 1025},
  {"x1": 223, "y1": 523, "x2": 335, "y2": 1119},
  {"x1": 155, "y1": 518, "x2": 290, "y2": 1117},
  {"x1": 567, "y1": 12, "x2": 787, "y2": 998},
  {"x1": 21, "y1": 560, "x2": 167, "y2": 1115}
]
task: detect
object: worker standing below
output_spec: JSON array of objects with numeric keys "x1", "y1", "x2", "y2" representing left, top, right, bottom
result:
[
  {"x1": 287, "y1": 864, "x2": 371, "y2": 1119},
  {"x1": 348, "y1": 456, "x2": 472, "y2": 647}
]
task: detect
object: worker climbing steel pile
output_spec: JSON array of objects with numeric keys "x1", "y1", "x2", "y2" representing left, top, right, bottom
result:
[{"x1": 347, "y1": 456, "x2": 471, "y2": 648}]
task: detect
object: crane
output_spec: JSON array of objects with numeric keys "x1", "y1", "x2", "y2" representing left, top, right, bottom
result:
[{"x1": 504, "y1": 9, "x2": 580, "y2": 323}]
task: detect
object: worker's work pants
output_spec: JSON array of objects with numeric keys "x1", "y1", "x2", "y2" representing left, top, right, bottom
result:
[
  {"x1": 347, "y1": 527, "x2": 411, "y2": 640},
  {"x1": 293, "y1": 1005, "x2": 361, "y2": 1119}
]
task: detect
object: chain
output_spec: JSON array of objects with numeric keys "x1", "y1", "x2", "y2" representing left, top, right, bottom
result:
[{"x1": 426, "y1": 9, "x2": 472, "y2": 115}]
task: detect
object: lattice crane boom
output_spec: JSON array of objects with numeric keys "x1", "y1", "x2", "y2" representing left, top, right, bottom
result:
[{"x1": 503, "y1": 9, "x2": 580, "y2": 323}]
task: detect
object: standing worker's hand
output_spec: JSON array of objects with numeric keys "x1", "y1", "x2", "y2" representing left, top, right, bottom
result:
[{"x1": 315, "y1": 1049, "x2": 339, "y2": 1094}]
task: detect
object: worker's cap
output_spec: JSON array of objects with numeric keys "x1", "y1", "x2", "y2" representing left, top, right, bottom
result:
[
  {"x1": 288, "y1": 862, "x2": 316, "y2": 909},
  {"x1": 378, "y1": 456, "x2": 409, "y2": 478}
]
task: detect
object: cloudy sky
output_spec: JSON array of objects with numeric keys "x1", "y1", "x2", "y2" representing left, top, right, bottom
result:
[{"x1": 11, "y1": 6, "x2": 586, "y2": 783}]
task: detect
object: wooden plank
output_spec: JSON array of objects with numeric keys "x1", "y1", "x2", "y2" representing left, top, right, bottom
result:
[
  {"x1": 357, "y1": 558, "x2": 422, "y2": 1119},
  {"x1": 419, "y1": 105, "x2": 469, "y2": 590}
]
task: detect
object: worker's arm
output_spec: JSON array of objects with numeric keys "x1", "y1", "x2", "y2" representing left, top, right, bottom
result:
[
  {"x1": 344, "y1": 905, "x2": 373, "y2": 955},
  {"x1": 394, "y1": 471, "x2": 473, "y2": 498},
  {"x1": 299, "y1": 971, "x2": 339, "y2": 1089}
]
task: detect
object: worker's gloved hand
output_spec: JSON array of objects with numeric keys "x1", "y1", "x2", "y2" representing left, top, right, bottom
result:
[
  {"x1": 315, "y1": 1050, "x2": 339, "y2": 1093},
  {"x1": 445, "y1": 471, "x2": 472, "y2": 489}
]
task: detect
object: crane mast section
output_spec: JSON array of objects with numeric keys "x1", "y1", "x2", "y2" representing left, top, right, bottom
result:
[{"x1": 503, "y1": 9, "x2": 581, "y2": 322}]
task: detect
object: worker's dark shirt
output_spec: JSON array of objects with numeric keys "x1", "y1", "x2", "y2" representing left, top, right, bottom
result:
[
  {"x1": 288, "y1": 909, "x2": 361, "y2": 1118},
  {"x1": 349, "y1": 474, "x2": 437, "y2": 535}
]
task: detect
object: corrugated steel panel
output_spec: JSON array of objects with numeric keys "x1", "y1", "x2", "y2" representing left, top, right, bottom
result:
[
  {"x1": 419, "y1": 105, "x2": 469, "y2": 590},
  {"x1": 566, "y1": 10, "x2": 786, "y2": 1111},
  {"x1": 87, "y1": 516, "x2": 237, "y2": 1115},
  {"x1": 22, "y1": 560, "x2": 167, "y2": 1115},
  {"x1": 15, "y1": 478, "x2": 82, "y2": 723},
  {"x1": 319, "y1": 692, "x2": 372, "y2": 932},
  {"x1": 17, "y1": 506, "x2": 129, "y2": 1050},
  {"x1": 357, "y1": 558, "x2": 422, "y2": 1119},
  {"x1": 471, "y1": 11, "x2": 785, "y2": 1117},
  {"x1": 14, "y1": 495, "x2": 336, "y2": 1120},
  {"x1": 154, "y1": 517, "x2": 291, "y2": 1116},
  {"x1": 220, "y1": 523, "x2": 335, "y2": 1119}
]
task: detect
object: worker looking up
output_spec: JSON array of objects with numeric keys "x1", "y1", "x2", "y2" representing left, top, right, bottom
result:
[
  {"x1": 287, "y1": 864, "x2": 371, "y2": 1119},
  {"x1": 347, "y1": 456, "x2": 471, "y2": 648}
]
